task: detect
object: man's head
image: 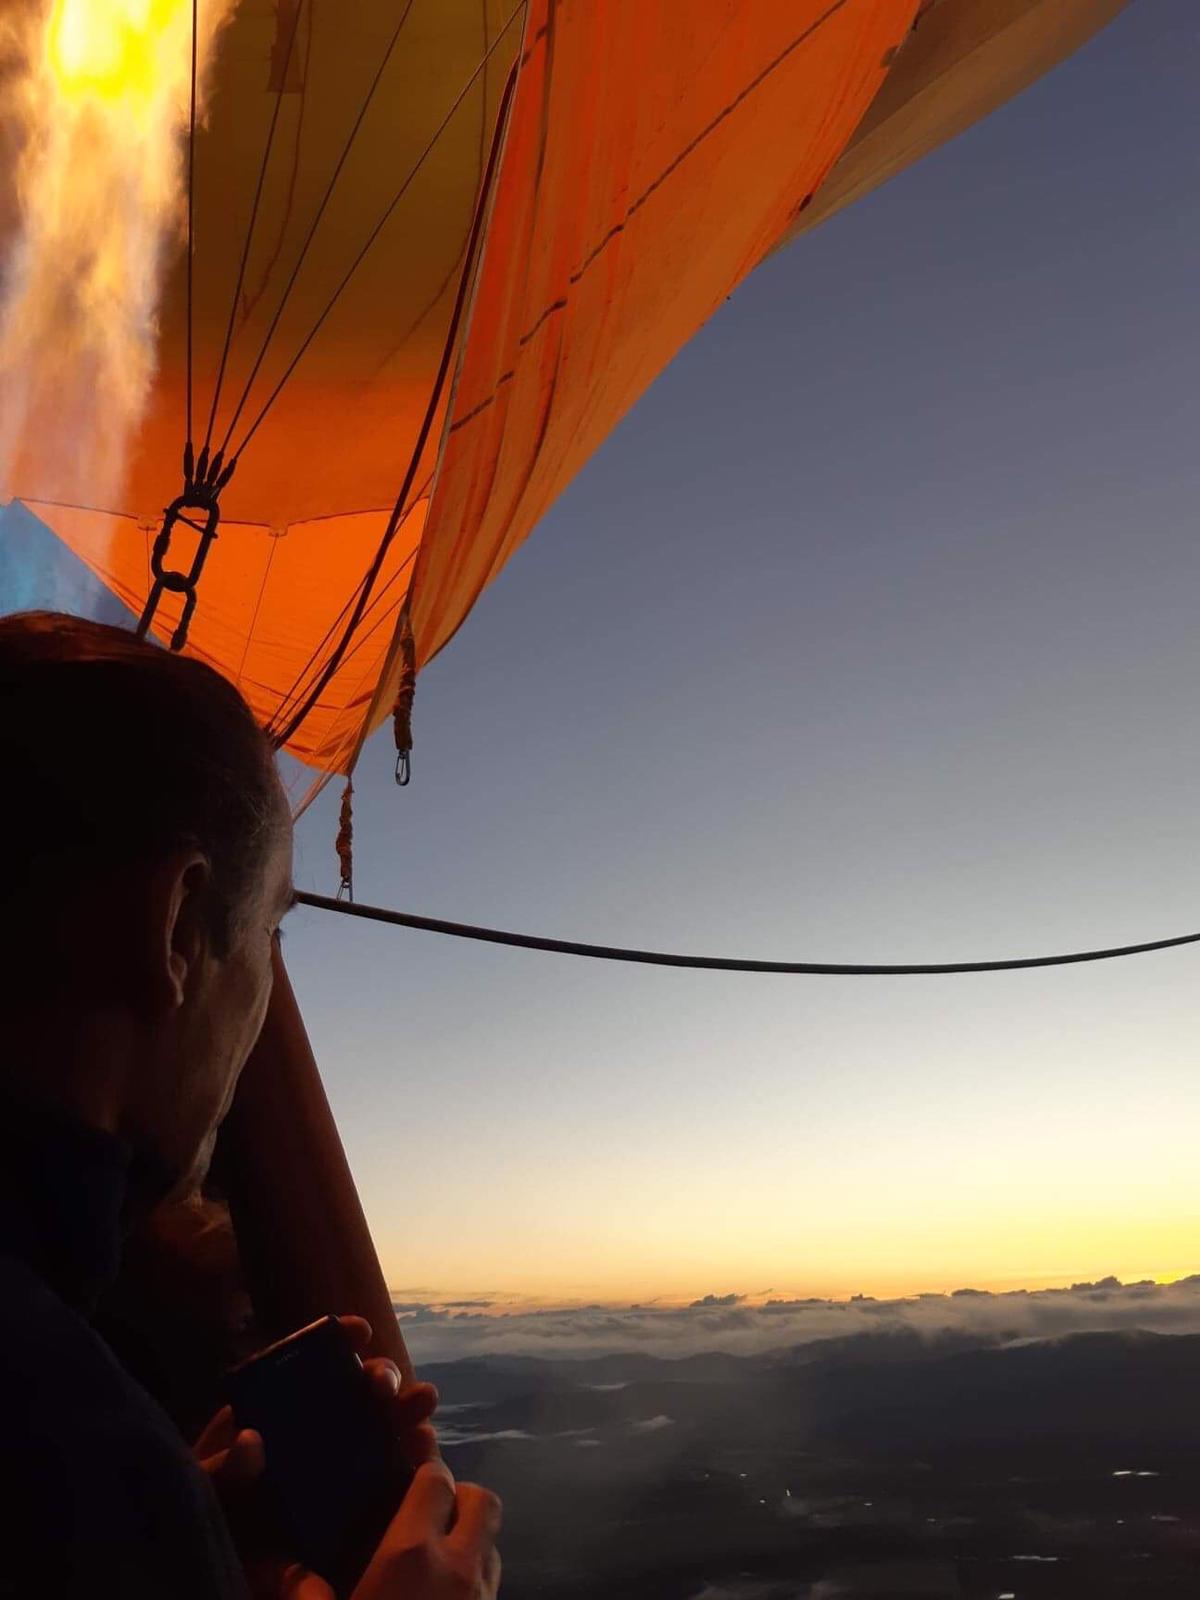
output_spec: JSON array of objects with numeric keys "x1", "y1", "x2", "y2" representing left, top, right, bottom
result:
[{"x1": 0, "y1": 612, "x2": 294, "y2": 1191}]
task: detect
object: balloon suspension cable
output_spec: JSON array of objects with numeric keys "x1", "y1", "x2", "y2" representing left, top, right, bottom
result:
[
  {"x1": 267, "y1": 53, "x2": 520, "y2": 751},
  {"x1": 293, "y1": 891, "x2": 1200, "y2": 978},
  {"x1": 184, "y1": 0, "x2": 198, "y2": 454},
  {"x1": 230, "y1": 0, "x2": 522, "y2": 466},
  {"x1": 203, "y1": 0, "x2": 306, "y2": 454},
  {"x1": 217, "y1": 0, "x2": 422, "y2": 459},
  {"x1": 135, "y1": 444, "x2": 237, "y2": 650},
  {"x1": 141, "y1": 0, "x2": 217, "y2": 655}
]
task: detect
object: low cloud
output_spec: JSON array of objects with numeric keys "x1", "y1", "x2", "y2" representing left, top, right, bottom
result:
[
  {"x1": 396, "y1": 1276, "x2": 1200, "y2": 1364},
  {"x1": 437, "y1": 1426, "x2": 535, "y2": 1445}
]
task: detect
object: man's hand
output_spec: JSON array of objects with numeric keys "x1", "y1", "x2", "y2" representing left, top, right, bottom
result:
[
  {"x1": 281, "y1": 1461, "x2": 502, "y2": 1600},
  {"x1": 194, "y1": 1314, "x2": 443, "y2": 1593},
  {"x1": 194, "y1": 1404, "x2": 266, "y2": 1495},
  {"x1": 195, "y1": 1314, "x2": 440, "y2": 1499},
  {"x1": 336, "y1": 1314, "x2": 441, "y2": 1472}
]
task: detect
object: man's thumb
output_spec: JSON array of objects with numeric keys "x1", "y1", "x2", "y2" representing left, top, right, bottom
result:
[{"x1": 281, "y1": 1564, "x2": 336, "y2": 1599}]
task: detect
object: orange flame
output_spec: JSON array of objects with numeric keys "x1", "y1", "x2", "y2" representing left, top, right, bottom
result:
[{"x1": 0, "y1": 0, "x2": 233, "y2": 511}]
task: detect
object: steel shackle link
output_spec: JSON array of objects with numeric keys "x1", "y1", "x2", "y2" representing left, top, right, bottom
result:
[{"x1": 136, "y1": 443, "x2": 236, "y2": 652}]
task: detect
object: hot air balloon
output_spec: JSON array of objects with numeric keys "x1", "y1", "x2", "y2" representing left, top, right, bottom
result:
[
  {"x1": 1, "y1": 0, "x2": 1126, "y2": 775},
  {"x1": 0, "y1": 0, "x2": 1127, "y2": 1401}
]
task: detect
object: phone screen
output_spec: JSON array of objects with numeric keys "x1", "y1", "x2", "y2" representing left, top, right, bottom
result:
[{"x1": 226, "y1": 1316, "x2": 409, "y2": 1591}]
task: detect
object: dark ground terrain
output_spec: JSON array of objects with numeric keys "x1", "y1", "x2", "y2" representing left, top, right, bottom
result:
[{"x1": 427, "y1": 1329, "x2": 1200, "y2": 1598}]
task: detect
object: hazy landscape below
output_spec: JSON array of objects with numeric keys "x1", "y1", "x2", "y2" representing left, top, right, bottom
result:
[{"x1": 400, "y1": 1281, "x2": 1200, "y2": 1598}]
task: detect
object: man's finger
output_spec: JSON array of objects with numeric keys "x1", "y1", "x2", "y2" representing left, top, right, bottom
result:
[
  {"x1": 391, "y1": 1459, "x2": 457, "y2": 1541},
  {"x1": 389, "y1": 1378, "x2": 439, "y2": 1427},
  {"x1": 193, "y1": 1404, "x2": 237, "y2": 1459},
  {"x1": 337, "y1": 1315, "x2": 373, "y2": 1353},
  {"x1": 483, "y1": 1545, "x2": 502, "y2": 1600},
  {"x1": 206, "y1": 1428, "x2": 265, "y2": 1489},
  {"x1": 404, "y1": 1420, "x2": 439, "y2": 1467},
  {"x1": 445, "y1": 1482, "x2": 502, "y2": 1558},
  {"x1": 281, "y1": 1562, "x2": 336, "y2": 1598},
  {"x1": 363, "y1": 1355, "x2": 401, "y2": 1400}
]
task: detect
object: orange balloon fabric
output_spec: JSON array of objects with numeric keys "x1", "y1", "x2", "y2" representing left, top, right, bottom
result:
[
  {"x1": 16, "y1": 0, "x2": 915, "y2": 771},
  {"x1": 350, "y1": 0, "x2": 921, "y2": 766},
  {"x1": 12, "y1": 0, "x2": 1114, "y2": 775},
  {"x1": 407, "y1": 0, "x2": 916, "y2": 678}
]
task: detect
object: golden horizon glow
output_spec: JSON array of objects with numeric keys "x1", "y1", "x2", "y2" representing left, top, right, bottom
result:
[
  {"x1": 362, "y1": 1126, "x2": 1200, "y2": 1304},
  {"x1": 348, "y1": 1012, "x2": 1200, "y2": 1314},
  {"x1": 372, "y1": 1220, "x2": 1200, "y2": 1307},
  {"x1": 382, "y1": 1267, "x2": 1200, "y2": 1313}
]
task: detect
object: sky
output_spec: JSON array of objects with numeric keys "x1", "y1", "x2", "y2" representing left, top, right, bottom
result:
[
  {"x1": 273, "y1": 2, "x2": 1200, "y2": 1305},
  {"x1": 6, "y1": 4, "x2": 1196, "y2": 1309}
]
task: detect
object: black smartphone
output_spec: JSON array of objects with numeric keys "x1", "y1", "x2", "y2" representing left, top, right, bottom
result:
[{"x1": 225, "y1": 1315, "x2": 411, "y2": 1593}]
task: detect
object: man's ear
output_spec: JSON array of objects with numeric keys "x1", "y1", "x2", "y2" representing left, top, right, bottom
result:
[{"x1": 146, "y1": 849, "x2": 214, "y2": 1010}]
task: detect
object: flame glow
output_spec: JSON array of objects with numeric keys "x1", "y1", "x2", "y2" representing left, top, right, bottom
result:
[{"x1": 0, "y1": 0, "x2": 232, "y2": 509}]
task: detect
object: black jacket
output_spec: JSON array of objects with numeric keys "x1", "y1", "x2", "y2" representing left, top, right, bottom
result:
[{"x1": 0, "y1": 1091, "x2": 249, "y2": 1598}]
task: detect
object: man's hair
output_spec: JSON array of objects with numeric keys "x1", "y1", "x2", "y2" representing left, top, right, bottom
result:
[{"x1": 0, "y1": 612, "x2": 282, "y2": 969}]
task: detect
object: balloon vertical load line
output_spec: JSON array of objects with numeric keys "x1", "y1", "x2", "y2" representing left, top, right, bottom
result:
[{"x1": 267, "y1": 48, "x2": 522, "y2": 750}]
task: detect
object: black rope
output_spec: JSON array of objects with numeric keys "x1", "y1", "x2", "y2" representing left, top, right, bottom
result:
[
  {"x1": 268, "y1": 568, "x2": 373, "y2": 732},
  {"x1": 217, "y1": 0, "x2": 420, "y2": 458},
  {"x1": 231, "y1": 2, "x2": 523, "y2": 464},
  {"x1": 203, "y1": 0, "x2": 306, "y2": 452},
  {"x1": 185, "y1": 0, "x2": 199, "y2": 449},
  {"x1": 294, "y1": 892, "x2": 1200, "y2": 976},
  {"x1": 265, "y1": 539, "x2": 416, "y2": 737},
  {"x1": 268, "y1": 53, "x2": 520, "y2": 750}
]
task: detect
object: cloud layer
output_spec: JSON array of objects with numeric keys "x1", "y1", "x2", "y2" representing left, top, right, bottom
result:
[{"x1": 394, "y1": 1275, "x2": 1200, "y2": 1363}]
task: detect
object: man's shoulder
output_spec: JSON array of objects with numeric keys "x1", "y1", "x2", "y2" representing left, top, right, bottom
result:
[
  {"x1": 0, "y1": 1248, "x2": 248, "y2": 1597},
  {"x1": 0, "y1": 1245, "x2": 212, "y2": 1492},
  {"x1": 0, "y1": 1246, "x2": 154, "y2": 1417}
]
